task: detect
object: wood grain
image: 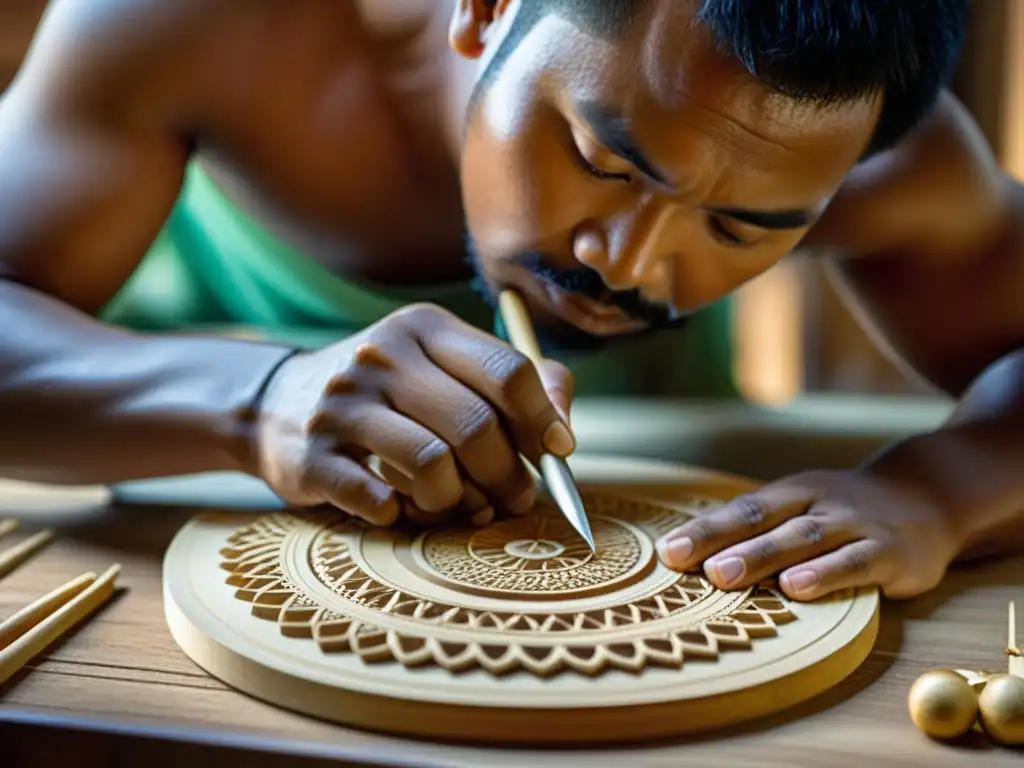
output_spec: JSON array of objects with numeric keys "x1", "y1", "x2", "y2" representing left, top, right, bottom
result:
[{"x1": 0, "y1": 472, "x2": 1023, "y2": 766}]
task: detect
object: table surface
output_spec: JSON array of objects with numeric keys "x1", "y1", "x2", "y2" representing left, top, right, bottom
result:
[{"x1": 0, "y1": 454, "x2": 1022, "y2": 768}]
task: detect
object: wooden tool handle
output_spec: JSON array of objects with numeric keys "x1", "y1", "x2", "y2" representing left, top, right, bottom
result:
[{"x1": 498, "y1": 290, "x2": 543, "y2": 365}]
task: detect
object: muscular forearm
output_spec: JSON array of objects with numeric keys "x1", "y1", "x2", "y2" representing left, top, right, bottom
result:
[
  {"x1": 862, "y1": 346, "x2": 1024, "y2": 561},
  {"x1": 0, "y1": 280, "x2": 294, "y2": 484}
]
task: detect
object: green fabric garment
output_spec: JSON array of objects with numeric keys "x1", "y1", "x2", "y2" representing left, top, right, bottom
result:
[{"x1": 101, "y1": 161, "x2": 739, "y2": 398}]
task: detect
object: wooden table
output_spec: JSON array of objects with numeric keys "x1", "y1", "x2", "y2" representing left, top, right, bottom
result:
[{"x1": 1, "y1": 452, "x2": 1023, "y2": 768}]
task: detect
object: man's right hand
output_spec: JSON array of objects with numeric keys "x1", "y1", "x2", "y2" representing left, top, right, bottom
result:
[{"x1": 252, "y1": 303, "x2": 575, "y2": 527}]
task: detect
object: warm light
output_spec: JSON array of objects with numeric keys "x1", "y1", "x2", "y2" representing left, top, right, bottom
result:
[
  {"x1": 733, "y1": 259, "x2": 803, "y2": 405},
  {"x1": 1005, "y1": 0, "x2": 1024, "y2": 181}
]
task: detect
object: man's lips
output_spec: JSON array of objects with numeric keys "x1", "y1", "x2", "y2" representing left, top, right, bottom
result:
[{"x1": 523, "y1": 278, "x2": 648, "y2": 336}]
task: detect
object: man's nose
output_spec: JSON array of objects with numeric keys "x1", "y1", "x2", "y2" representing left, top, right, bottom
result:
[{"x1": 573, "y1": 199, "x2": 675, "y2": 303}]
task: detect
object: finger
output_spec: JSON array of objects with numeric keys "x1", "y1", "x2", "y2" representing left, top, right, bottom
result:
[
  {"x1": 371, "y1": 460, "x2": 449, "y2": 526},
  {"x1": 340, "y1": 404, "x2": 464, "y2": 513},
  {"x1": 655, "y1": 486, "x2": 815, "y2": 572},
  {"x1": 304, "y1": 454, "x2": 401, "y2": 526},
  {"x1": 411, "y1": 308, "x2": 575, "y2": 459},
  {"x1": 371, "y1": 457, "x2": 412, "y2": 494},
  {"x1": 536, "y1": 358, "x2": 575, "y2": 426},
  {"x1": 778, "y1": 539, "x2": 893, "y2": 602},
  {"x1": 460, "y1": 480, "x2": 496, "y2": 527},
  {"x1": 701, "y1": 511, "x2": 860, "y2": 590},
  {"x1": 384, "y1": 352, "x2": 534, "y2": 515}
]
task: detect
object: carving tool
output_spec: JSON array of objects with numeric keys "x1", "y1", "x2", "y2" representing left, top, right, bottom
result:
[{"x1": 498, "y1": 289, "x2": 595, "y2": 552}]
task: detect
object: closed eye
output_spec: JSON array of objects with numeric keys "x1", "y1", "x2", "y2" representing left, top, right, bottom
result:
[
  {"x1": 567, "y1": 128, "x2": 632, "y2": 183},
  {"x1": 708, "y1": 215, "x2": 749, "y2": 247}
]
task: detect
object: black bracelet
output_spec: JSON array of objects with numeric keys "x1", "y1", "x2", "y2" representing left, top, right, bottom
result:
[{"x1": 249, "y1": 347, "x2": 305, "y2": 417}]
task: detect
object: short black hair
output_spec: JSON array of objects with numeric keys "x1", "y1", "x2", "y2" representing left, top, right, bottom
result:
[{"x1": 481, "y1": 0, "x2": 971, "y2": 157}]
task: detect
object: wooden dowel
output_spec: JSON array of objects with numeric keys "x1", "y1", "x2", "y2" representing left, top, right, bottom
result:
[
  {"x1": 0, "y1": 519, "x2": 18, "y2": 541},
  {"x1": 0, "y1": 530, "x2": 54, "y2": 579},
  {"x1": 498, "y1": 290, "x2": 543, "y2": 364},
  {"x1": 1009, "y1": 601, "x2": 1023, "y2": 678},
  {"x1": 0, "y1": 564, "x2": 120, "y2": 687},
  {"x1": 0, "y1": 572, "x2": 97, "y2": 649}
]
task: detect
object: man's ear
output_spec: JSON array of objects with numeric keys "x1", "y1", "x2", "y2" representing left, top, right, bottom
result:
[{"x1": 449, "y1": 0, "x2": 514, "y2": 59}]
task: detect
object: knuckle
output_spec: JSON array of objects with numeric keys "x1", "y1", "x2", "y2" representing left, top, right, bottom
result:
[
  {"x1": 796, "y1": 517, "x2": 827, "y2": 545},
  {"x1": 753, "y1": 537, "x2": 780, "y2": 563},
  {"x1": 841, "y1": 546, "x2": 873, "y2": 575},
  {"x1": 305, "y1": 408, "x2": 334, "y2": 436},
  {"x1": 326, "y1": 359, "x2": 367, "y2": 395},
  {"x1": 391, "y1": 302, "x2": 446, "y2": 331},
  {"x1": 480, "y1": 346, "x2": 533, "y2": 394},
  {"x1": 687, "y1": 517, "x2": 717, "y2": 545},
  {"x1": 732, "y1": 495, "x2": 767, "y2": 527},
  {"x1": 412, "y1": 438, "x2": 454, "y2": 474},
  {"x1": 452, "y1": 397, "x2": 500, "y2": 447}
]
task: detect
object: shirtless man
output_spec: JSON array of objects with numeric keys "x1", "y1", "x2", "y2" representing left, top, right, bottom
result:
[{"x1": 0, "y1": 0, "x2": 1019, "y2": 603}]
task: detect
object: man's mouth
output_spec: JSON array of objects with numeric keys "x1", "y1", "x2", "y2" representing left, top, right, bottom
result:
[{"x1": 526, "y1": 278, "x2": 649, "y2": 336}]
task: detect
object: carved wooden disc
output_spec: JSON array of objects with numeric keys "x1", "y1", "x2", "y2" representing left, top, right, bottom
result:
[{"x1": 163, "y1": 456, "x2": 879, "y2": 744}]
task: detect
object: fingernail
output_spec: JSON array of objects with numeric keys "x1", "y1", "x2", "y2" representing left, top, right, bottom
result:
[
  {"x1": 707, "y1": 557, "x2": 745, "y2": 587},
  {"x1": 783, "y1": 570, "x2": 818, "y2": 594},
  {"x1": 656, "y1": 536, "x2": 694, "y2": 569},
  {"x1": 543, "y1": 421, "x2": 575, "y2": 457},
  {"x1": 510, "y1": 487, "x2": 535, "y2": 516},
  {"x1": 471, "y1": 506, "x2": 495, "y2": 527}
]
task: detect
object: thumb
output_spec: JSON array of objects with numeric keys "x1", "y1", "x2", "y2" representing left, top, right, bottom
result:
[{"x1": 537, "y1": 359, "x2": 575, "y2": 428}]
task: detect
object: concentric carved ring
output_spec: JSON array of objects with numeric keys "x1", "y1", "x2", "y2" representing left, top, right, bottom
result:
[{"x1": 217, "y1": 493, "x2": 798, "y2": 677}]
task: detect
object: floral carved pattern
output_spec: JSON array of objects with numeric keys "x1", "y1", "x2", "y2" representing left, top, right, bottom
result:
[{"x1": 219, "y1": 493, "x2": 797, "y2": 677}]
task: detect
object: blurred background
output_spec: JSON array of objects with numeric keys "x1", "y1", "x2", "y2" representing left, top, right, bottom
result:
[
  {"x1": 0, "y1": 1, "x2": 1020, "y2": 411},
  {"x1": 733, "y1": 1, "x2": 1024, "y2": 405}
]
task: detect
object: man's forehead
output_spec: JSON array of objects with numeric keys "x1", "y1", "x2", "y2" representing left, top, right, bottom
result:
[{"x1": 554, "y1": 7, "x2": 879, "y2": 166}]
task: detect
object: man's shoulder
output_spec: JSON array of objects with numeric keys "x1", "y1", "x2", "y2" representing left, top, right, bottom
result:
[
  {"x1": 803, "y1": 90, "x2": 1011, "y2": 259},
  {"x1": 7, "y1": 0, "x2": 254, "y2": 128}
]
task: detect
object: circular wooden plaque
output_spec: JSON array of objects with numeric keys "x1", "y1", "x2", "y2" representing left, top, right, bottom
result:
[{"x1": 163, "y1": 456, "x2": 879, "y2": 744}]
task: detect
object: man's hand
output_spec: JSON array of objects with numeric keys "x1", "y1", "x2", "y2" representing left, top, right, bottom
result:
[
  {"x1": 252, "y1": 303, "x2": 575, "y2": 527},
  {"x1": 656, "y1": 468, "x2": 960, "y2": 601}
]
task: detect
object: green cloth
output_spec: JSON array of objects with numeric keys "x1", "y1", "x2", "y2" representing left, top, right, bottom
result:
[{"x1": 101, "y1": 162, "x2": 739, "y2": 398}]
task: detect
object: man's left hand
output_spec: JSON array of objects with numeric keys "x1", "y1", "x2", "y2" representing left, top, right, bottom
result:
[{"x1": 656, "y1": 468, "x2": 960, "y2": 601}]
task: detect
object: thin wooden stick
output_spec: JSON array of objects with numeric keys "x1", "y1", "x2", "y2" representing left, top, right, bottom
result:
[
  {"x1": 0, "y1": 563, "x2": 120, "y2": 687},
  {"x1": 1008, "y1": 601, "x2": 1023, "y2": 678},
  {"x1": 498, "y1": 290, "x2": 544, "y2": 364},
  {"x1": 0, "y1": 572, "x2": 97, "y2": 649},
  {"x1": 0, "y1": 530, "x2": 54, "y2": 579},
  {"x1": 0, "y1": 519, "x2": 18, "y2": 541}
]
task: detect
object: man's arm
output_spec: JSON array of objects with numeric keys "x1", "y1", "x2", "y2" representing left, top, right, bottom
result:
[
  {"x1": 0, "y1": 1, "x2": 294, "y2": 484},
  {"x1": 0, "y1": 0, "x2": 45, "y2": 93},
  {"x1": 810, "y1": 92, "x2": 1024, "y2": 558}
]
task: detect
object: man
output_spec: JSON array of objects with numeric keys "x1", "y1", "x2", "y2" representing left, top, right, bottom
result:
[{"x1": 0, "y1": 0, "x2": 1020, "y2": 603}]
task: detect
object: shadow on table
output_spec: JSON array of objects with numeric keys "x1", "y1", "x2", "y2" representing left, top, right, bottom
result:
[
  {"x1": 9, "y1": 501, "x2": 217, "y2": 560},
  {"x1": 901, "y1": 556, "x2": 1024, "y2": 622}
]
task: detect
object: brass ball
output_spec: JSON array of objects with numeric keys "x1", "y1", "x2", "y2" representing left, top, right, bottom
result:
[
  {"x1": 908, "y1": 669, "x2": 979, "y2": 740},
  {"x1": 978, "y1": 674, "x2": 1024, "y2": 746}
]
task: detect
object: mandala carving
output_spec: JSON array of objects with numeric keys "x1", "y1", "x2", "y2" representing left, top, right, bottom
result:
[{"x1": 218, "y1": 493, "x2": 797, "y2": 677}]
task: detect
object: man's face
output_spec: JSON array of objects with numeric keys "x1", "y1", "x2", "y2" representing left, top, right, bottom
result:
[{"x1": 454, "y1": 0, "x2": 881, "y2": 353}]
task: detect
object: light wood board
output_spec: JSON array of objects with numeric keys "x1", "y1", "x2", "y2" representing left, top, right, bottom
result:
[
  {"x1": 2, "y1": 453, "x2": 1024, "y2": 765},
  {"x1": 162, "y1": 461, "x2": 879, "y2": 743}
]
